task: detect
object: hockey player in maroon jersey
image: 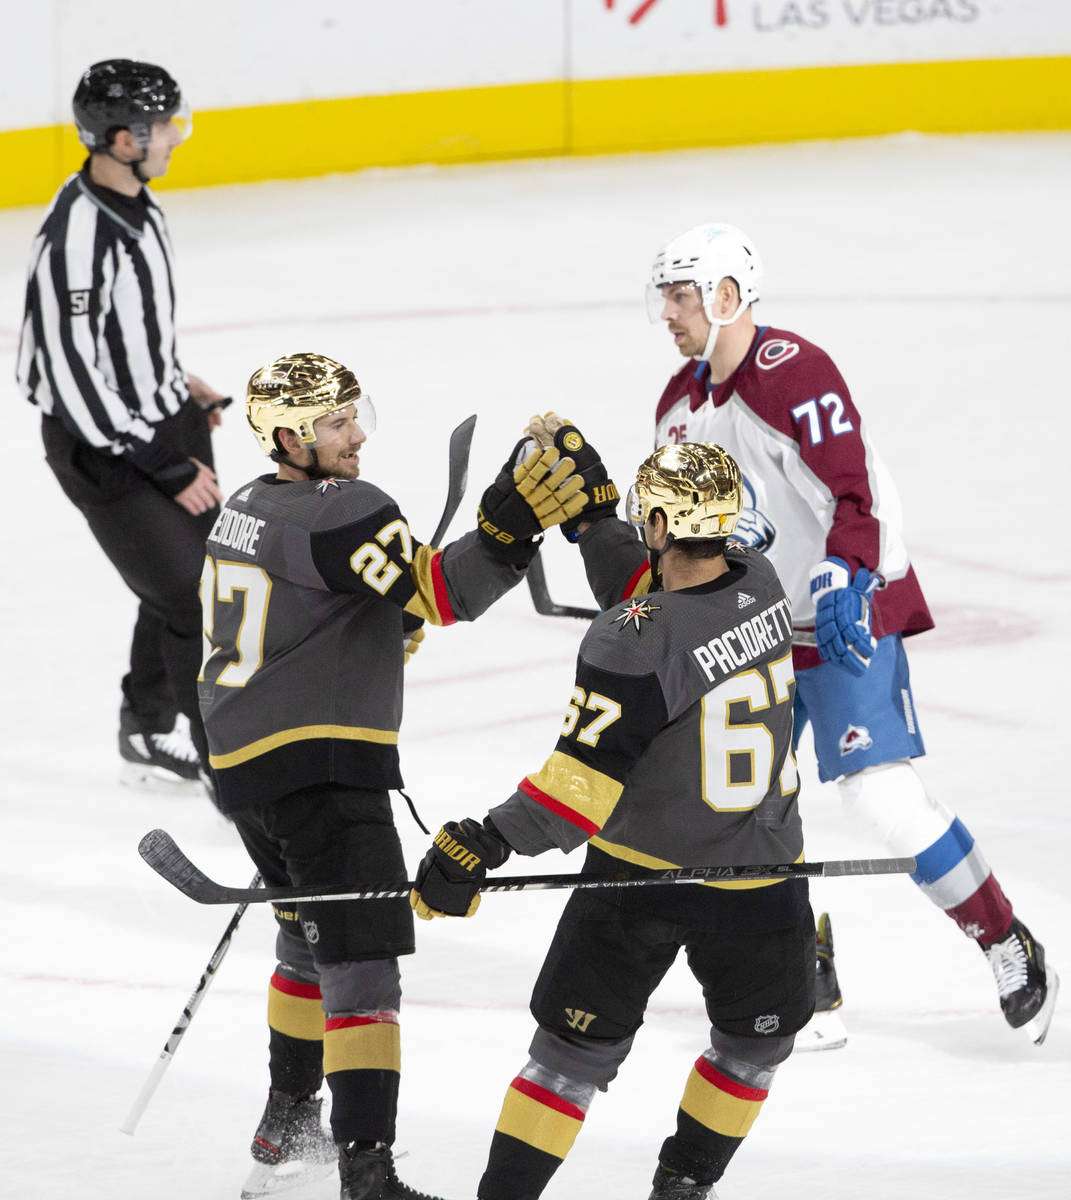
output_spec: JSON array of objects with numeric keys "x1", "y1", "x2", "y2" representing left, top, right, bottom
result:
[
  {"x1": 541, "y1": 221, "x2": 1057, "y2": 1048},
  {"x1": 199, "y1": 352, "x2": 586, "y2": 1200},
  {"x1": 411, "y1": 443, "x2": 816, "y2": 1200}
]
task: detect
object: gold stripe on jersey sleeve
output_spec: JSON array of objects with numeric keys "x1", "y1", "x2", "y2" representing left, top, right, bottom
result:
[
  {"x1": 526, "y1": 751, "x2": 623, "y2": 834},
  {"x1": 209, "y1": 723, "x2": 399, "y2": 769},
  {"x1": 588, "y1": 835, "x2": 804, "y2": 890},
  {"x1": 403, "y1": 544, "x2": 457, "y2": 626}
]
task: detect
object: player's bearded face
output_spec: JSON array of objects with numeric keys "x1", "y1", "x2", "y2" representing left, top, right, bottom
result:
[
  {"x1": 310, "y1": 404, "x2": 367, "y2": 478},
  {"x1": 659, "y1": 283, "x2": 710, "y2": 358}
]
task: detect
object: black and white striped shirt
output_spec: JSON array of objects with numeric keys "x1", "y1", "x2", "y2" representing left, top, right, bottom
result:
[{"x1": 17, "y1": 163, "x2": 192, "y2": 478}]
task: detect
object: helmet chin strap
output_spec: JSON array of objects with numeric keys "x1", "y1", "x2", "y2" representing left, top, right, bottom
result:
[
  {"x1": 103, "y1": 142, "x2": 150, "y2": 184},
  {"x1": 270, "y1": 443, "x2": 329, "y2": 479},
  {"x1": 642, "y1": 527, "x2": 673, "y2": 585},
  {"x1": 694, "y1": 296, "x2": 749, "y2": 362}
]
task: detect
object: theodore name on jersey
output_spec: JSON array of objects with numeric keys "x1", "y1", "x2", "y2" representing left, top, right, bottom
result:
[
  {"x1": 208, "y1": 506, "x2": 267, "y2": 556},
  {"x1": 692, "y1": 596, "x2": 793, "y2": 685}
]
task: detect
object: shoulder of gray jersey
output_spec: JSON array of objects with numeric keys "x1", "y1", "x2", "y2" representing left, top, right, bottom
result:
[
  {"x1": 578, "y1": 545, "x2": 792, "y2": 702},
  {"x1": 222, "y1": 475, "x2": 403, "y2": 535}
]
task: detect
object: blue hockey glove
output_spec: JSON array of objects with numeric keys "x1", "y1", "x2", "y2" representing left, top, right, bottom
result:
[{"x1": 810, "y1": 557, "x2": 882, "y2": 677}]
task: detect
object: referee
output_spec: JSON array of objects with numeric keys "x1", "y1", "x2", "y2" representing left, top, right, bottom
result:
[{"x1": 16, "y1": 59, "x2": 226, "y2": 792}]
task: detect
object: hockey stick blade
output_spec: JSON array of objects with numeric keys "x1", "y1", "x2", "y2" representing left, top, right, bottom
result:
[
  {"x1": 527, "y1": 551, "x2": 599, "y2": 620},
  {"x1": 139, "y1": 829, "x2": 915, "y2": 906},
  {"x1": 430, "y1": 413, "x2": 477, "y2": 547}
]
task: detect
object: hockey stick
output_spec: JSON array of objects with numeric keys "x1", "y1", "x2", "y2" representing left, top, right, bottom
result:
[
  {"x1": 139, "y1": 829, "x2": 915, "y2": 907},
  {"x1": 526, "y1": 550, "x2": 599, "y2": 620},
  {"x1": 430, "y1": 413, "x2": 477, "y2": 546},
  {"x1": 119, "y1": 872, "x2": 261, "y2": 1135}
]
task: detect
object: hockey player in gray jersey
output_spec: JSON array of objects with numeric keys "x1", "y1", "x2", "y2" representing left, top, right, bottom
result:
[
  {"x1": 410, "y1": 443, "x2": 815, "y2": 1200},
  {"x1": 199, "y1": 352, "x2": 585, "y2": 1200}
]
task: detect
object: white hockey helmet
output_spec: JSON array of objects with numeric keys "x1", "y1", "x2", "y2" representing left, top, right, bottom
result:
[{"x1": 646, "y1": 223, "x2": 763, "y2": 359}]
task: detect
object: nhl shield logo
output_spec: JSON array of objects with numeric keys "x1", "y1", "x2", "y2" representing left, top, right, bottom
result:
[{"x1": 754, "y1": 1014, "x2": 780, "y2": 1034}]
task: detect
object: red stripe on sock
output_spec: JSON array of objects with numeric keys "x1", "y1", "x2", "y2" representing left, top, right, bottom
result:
[
  {"x1": 325, "y1": 1012, "x2": 399, "y2": 1031},
  {"x1": 693, "y1": 1055, "x2": 769, "y2": 1103},
  {"x1": 269, "y1": 972, "x2": 322, "y2": 1000},
  {"x1": 510, "y1": 1076, "x2": 587, "y2": 1122}
]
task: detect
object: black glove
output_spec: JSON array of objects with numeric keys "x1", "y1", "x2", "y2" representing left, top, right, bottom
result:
[
  {"x1": 409, "y1": 818, "x2": 511, "y2": 920},
  {"x1": 524, "y1": 414, "x2": 619, "y2": 541},
  {"x1": 477, "y1": 442, "x2": 586, "y2": 564}
]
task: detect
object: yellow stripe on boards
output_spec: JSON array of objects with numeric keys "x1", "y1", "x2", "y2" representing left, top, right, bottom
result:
[
  {"x1": 570, "y1": 56, "x2": 1071, "y2": 153},
  {"x1": 0, "y1": 80, "x2": 566, "y2": 208},
  {"x1": 2, "y1": 58, "x2": 1067, "y2": 209}
]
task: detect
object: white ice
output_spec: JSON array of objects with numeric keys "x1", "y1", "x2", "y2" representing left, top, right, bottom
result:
[{"x1": 1, "y1": 132, "x2": 1069, "y2": 1199}]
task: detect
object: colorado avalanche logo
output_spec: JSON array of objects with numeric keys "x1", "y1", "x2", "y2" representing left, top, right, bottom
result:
[
  {"x1": 756, "y1": 338, "x2": 799, "y2": 370},
  {"x1": 838, "y1": 725, "x2": 873, "y2": 757},
  {"x1": 731, "y1": 474, "x2": 776, "y2": 554}
]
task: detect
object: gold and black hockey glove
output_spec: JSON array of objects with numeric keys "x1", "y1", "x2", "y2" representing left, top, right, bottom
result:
[
  {"x1": 476, "y1": 443, "x2": 586, "y2": 564},
  {"x1": 403, "y1": 626, "x2": 425, "y2": 665},
  {"x1": 410, "y1": 818, "x2": 512, "y2": 920},
  {"x1": 525, "y1": 413, "x2": 619, "y2": 542}
]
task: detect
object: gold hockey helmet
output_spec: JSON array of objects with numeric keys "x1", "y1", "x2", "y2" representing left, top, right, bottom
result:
[
  {"x1": 245, "y1": 352, "x2": 373, "y2": 454},
  {"x1": 627, "y1": 442, "x2": 742, "y2": 539}
]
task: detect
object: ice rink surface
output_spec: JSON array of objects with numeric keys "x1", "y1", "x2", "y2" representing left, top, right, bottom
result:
[{"x1": 1, "y1": 131, "x2": 1069, "y2": 1198}]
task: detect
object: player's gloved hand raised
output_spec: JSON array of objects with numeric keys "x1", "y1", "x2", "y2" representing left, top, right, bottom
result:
[
  {"x1": 477, "y1": 444, "x2": 586, "y2": 564},
  {"x1": 525, "y1": 413, "x2": 619, "y2": 542},
  {"x1": 410, "y1": 818, "x2": 512, "y2": 920},
  {"x1": 810, "y1": 557, "x2": 882, "y2": 677}
]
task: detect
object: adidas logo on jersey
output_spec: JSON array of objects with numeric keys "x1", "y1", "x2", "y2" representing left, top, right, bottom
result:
[
  {"x1": 235, "y1": 486, "x2": 252, "y2": 502},
  {"x1": 737, "y1": 592, "x2": 756, "y2": 609}
]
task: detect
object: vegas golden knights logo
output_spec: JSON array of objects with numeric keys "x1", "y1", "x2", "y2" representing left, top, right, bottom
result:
[{"x1": 565, "y1": 1008, "x2": 597, "y2": 1033}]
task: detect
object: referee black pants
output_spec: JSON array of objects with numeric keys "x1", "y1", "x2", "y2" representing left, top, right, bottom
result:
[{"x1": 41, "y1": 410, "x2": 217, "y2": 761}]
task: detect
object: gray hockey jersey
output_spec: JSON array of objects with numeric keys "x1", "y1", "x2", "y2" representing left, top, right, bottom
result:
[
  {"x1": 489, "y1": 546, "x2": 803, "y2": 890},
  {"x1": 200, "y1": 474, "x2": 522, "y2": 813}
]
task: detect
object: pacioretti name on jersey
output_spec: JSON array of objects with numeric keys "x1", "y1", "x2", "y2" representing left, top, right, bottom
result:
[
  {"x1": 208, "y1": 506, "x2": 267, "y2": 556},
  {"x1": 692, "y1": 597, "x2": 793, "y2": 684}
]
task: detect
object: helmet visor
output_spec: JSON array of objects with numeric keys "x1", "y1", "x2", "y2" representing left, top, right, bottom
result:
[
  {"x1": 169, "y1": 97, "x2": 193, "y2": 142},
  {"x1": 625, "y1": 482, "x2": 646, "y2": 529},
  {"x1": 353, "y1": 393, "x2": 376, "y2": 438},
  {"x1": 644, "y1": 280, "x2": 702, "y2": 324}
]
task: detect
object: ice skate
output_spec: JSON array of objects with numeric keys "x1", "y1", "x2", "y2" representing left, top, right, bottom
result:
[
  {"x1": 794, "y1": 912, "x2": 848, "y2": 1052},
  {"x1": 119, "y1": 704, "x2": 202, "y2": 790},
  {"x1": 241, "y1": 1090, "x2": 336, "y2": 1198},
  {"x1": 983, "y1": 918, "x2": 1059, "y2": 1045},
  {"x1": 339, "y1": 1143, "x2": 445, "y2": 1200},
  {"x1": 648, "y1": 1164, "x2": 718, "y2": 1199}
]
